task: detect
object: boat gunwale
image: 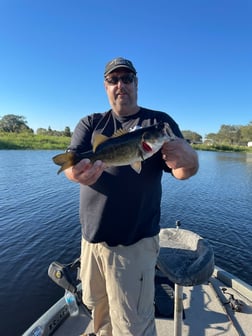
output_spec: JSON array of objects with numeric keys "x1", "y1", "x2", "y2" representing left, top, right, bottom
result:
[{"x1": 213, "y1": 266, "x2": 252, "y2": 302}]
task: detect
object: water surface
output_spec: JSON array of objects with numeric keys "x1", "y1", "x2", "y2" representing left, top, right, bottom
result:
[{"x1": 0, "y1": 150, "x2": 251, "y2": 335}]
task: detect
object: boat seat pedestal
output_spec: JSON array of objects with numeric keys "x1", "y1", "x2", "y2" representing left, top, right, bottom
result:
[{"x1": 156, "y1": 228, "x2": 215, "y2": 336}]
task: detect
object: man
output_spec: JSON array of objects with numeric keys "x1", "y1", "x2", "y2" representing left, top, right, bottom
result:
[{"x1": 64, "y1": 57, "x2": 198, "y2": 335}]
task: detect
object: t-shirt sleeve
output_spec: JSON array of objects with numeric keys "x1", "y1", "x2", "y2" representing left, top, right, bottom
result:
[{"x1": 67, "y1": 113, "x2": 103, "y2": 153}]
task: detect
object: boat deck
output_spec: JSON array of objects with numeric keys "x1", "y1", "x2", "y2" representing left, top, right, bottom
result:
[
  {"x1": 156, "y1": 277, "x2": 252, "y2": 336},
  {"x1": 49, "y1": 273, "x2": 251, "y2": 336},
  {"x1": 23, "y1": 226, "x2": 252, "y2": 336}
]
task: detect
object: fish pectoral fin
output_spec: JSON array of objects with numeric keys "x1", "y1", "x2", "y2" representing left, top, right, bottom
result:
[{"x1": 131, "y1": 161, "x2": 142, "y2": 174}]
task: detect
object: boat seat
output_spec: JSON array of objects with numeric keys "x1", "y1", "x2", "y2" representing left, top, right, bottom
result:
[{"x1": 157, "y1": 228, "x2": 214, "y2": 286}]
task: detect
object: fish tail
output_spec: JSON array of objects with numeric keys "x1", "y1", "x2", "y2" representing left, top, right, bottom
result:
[{"x1": 52, "y1": 152, "x2": 76, "y2": 174}]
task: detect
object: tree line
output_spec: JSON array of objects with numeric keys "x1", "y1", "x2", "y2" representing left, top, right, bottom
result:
[
  {"x1": 183, "y1": 122, "x2": 252, "y2": 146},
  {"x1": 1, "y1": 114, "x2": 252, "y2": 146},
  {"x1": 0, "y1": 114, "x2": 71, "y2": 137}
]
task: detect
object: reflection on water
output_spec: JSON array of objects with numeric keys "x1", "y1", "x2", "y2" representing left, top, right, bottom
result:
[
  {"x1": 216, "y1": 151, "x2": 252, "y2": 164},
  {"x1": 0, "y1": 150, "x2": 251, "y2": 336},
  {"x1": 245, "y1": 152, "x2": 252, "y2": 163}
]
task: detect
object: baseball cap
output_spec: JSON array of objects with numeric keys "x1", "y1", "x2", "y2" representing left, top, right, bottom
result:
[{"x1": 104, "y1": 57, "x2": 137, "y2": 77}]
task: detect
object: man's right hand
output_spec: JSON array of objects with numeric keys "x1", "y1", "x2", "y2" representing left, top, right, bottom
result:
[{"x1": 64, "y1": 159, "x2": 106, "y2": 185}]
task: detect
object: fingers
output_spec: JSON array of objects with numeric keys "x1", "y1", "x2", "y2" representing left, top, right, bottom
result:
[
  {"x1": 161, "y1": 139, "x2": 194, "y2": 169},
  {"x1": 72, "y1": 159, "x2": 106, "y2": 185},
  {"x1": 161, "y1": 139, "x2": 180, "y2": 161}
]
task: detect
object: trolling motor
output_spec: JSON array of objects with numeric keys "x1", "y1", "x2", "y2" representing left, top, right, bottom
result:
[
  {"x1": 48, "y1": 258, "x2": 92, "y2": 320},
  {"x1": 48, "y1": 258, "x2": 81, "y2": 294},
  {"x1": 48, "y1": 257, "x2": 92, "y2": 318}
]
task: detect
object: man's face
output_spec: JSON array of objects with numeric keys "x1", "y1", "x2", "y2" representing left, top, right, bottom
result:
[{"x1": 104, "y1": 69, "x2": 138, "y2": 115}]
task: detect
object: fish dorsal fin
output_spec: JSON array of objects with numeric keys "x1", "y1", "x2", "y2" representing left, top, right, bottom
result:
[
  {"x1": 93, "y1": 129, "x2": 128, "y2": 152},
  {"x1": 93, "y1": 134, "x2": 109, "y2": 152},
  {"x1": 111, "y1": 128, "x2": 128, "y2": 138}
]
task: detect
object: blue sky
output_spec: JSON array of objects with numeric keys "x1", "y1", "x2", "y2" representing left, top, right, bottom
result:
[{"x1": 0, "y1": 0, "x2": 251, "y2": 138}]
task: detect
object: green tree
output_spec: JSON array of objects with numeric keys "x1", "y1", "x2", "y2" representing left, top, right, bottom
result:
[
  {"x1": 0, "y1": 114, "x2": 33, "y2": 133},
  {"x1": 182, "y1": 130, "x2": 202, "y2": 143},
  {"x1": 48, "y1": 126, "x2": 53, "y2": 135},
  {"x1": 36, "y1": 128, "x2": 48, "y2": 135},
  {"x1": 64, "y1": 126, "x2": 71, "y2": 137},
  {"x1": 204, "y1": 133, "x2": 218, "y2": 144},
  {"x1": 240, "y1": 125, "x2": 252, "y2": 143},
  {"x1": 218, "y1": 125, "x2": 241, "y2": 145}
]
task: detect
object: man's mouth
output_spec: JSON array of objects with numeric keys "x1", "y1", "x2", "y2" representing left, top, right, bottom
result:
[{"x1": 117, "y1": 90, "x2": 127, "y2": 96}]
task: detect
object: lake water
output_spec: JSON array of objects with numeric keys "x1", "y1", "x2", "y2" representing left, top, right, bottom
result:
[{"x1": 0, "y1": 150, "x2": 252, "y2": 336}]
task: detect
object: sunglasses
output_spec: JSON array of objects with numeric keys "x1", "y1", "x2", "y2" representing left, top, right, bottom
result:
[{"x1": 105, "y1": 74, "x2": 135, "y2": 85}]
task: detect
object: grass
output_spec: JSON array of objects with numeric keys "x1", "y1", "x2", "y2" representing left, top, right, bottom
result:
[
  {"x1": 1, "y1": 132, "x2": 252, "y2": 153},
  {"x1": 0, "y1": 133, "x2": 71, "y2": 150},
  {"x1": 192, "y1": 143, "x2": 252, "y2": 152}
]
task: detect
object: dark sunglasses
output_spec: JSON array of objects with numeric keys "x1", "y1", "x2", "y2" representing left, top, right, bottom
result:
[{"x1": 105, "y1": 74, "x2": 135, "y2": 85}]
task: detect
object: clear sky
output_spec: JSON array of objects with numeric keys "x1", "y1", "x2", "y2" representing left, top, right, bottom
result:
[{"x1": 0, "y1": 0, "x2": 251, "y2": 138}]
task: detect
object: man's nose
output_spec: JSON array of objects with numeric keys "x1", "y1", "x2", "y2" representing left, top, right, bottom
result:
[{"x1": 117, "y1": 79, "x2": 125, "y2": 87}]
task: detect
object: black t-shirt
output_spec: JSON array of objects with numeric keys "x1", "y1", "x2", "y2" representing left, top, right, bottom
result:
[{"x1": 68, "y1": 108, "x2": 183, "y2": 246}]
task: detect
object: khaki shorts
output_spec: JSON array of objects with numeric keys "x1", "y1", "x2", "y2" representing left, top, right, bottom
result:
[{"x1": 80, "y1": 235, "x2": 160, "y2": 336}]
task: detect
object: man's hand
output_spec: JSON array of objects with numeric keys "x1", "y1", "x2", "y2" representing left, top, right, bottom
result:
[
  {"x1": 161, "y1": 139, "x2": 199, "y2": 179},
  {"x1": 64, "y1": 159, "x2": 106, "y2": 185}
]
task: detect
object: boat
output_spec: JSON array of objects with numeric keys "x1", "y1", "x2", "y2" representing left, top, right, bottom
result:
[{"x1": 22, "y1": 226, "x2": 252, "y2": 336}]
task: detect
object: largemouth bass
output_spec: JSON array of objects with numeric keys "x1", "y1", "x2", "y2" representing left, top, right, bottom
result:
[{"x1": 52, "y1": 122, "x2": 176, "y2": 174}]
